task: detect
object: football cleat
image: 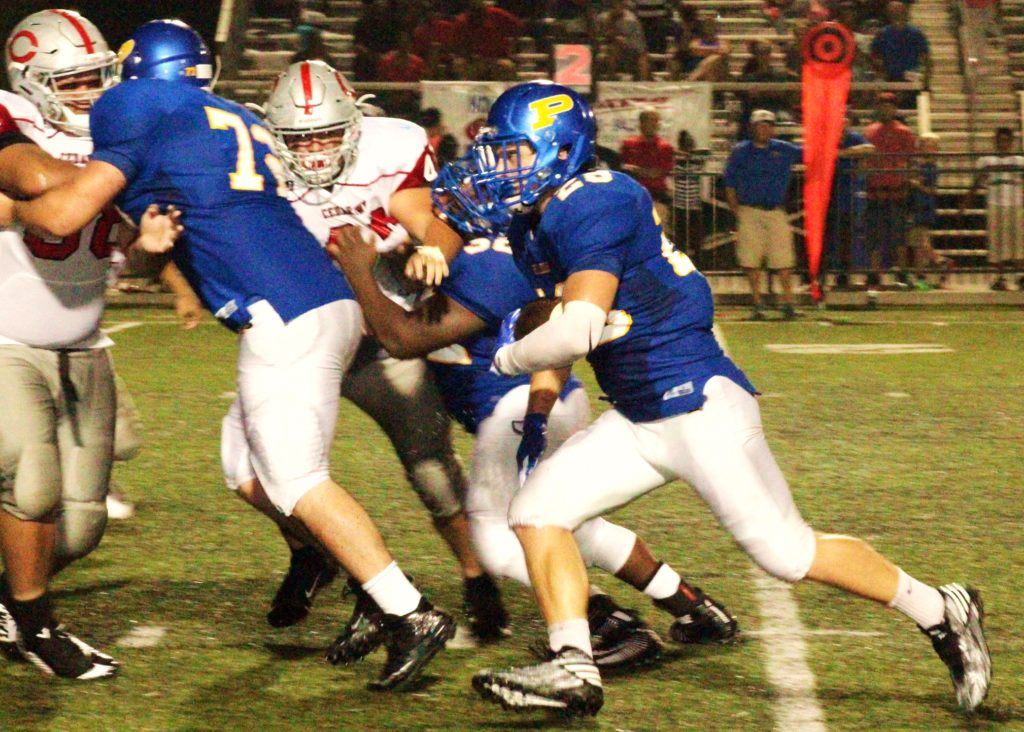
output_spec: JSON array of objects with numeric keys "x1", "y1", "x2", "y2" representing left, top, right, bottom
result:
[
  {"x1": 0, "y1": 598, "x2": 21, "y2": 660},
  {"x1": 463, "y1": 574, "x2": 510, "y2": 643},
  {"x1": 367, "y1": 599, "x2": 456, "y2": 691},
  {"x1": 18, "y1": 623, "x2": 118, "y2": 680},
  {"x1": 668, "y1": 589, "x2": 739, "y2": 644},
  {"x1": 105, "y1": 487, "x2": 136, "y2": 521},
  {"x1": 325, "y1": 578, "x2": 384, "y2": 665},
  {"x1": 922, "y1": 584, "x2": 991, "y2": 712},
  {"x1": 473, "y1": 646, "x2": 604, "y2": 716},
  {"x1": 267, "y1": 546, "x2": 338, "y2": 628},
  {"x1": 590, "y1": 606, "x2": 663, "y2": 671}
]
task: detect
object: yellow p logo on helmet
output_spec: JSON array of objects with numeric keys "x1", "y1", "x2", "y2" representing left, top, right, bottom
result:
[
  {"x1": 116, "y1": 39, "x2": 135, "y2": 63},
  {"x1": 529, "y1": 94, "x2": 575, "y2": 132}
]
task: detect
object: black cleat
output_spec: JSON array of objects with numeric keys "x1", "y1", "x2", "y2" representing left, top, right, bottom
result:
[
  {"x1": 0, "y1": 598, "x2": 20, "y2": 661},
  {"x1": 922, "y1": 584, "x2": 991, "y2": 712},
  {"x1": 464, "y1": 574, "x2": 509, "y2": 643},
  {"x1": 473, "y1": 646, "x2": 604, "y2": 716},
  {"x1": 367, "y1": 599, "x2": 456, "y2": 691},
  {"x1": 589, "y1": 600, "x2": 662, "y2": 672},
  {"x1": 668, "y1": 589, "x2": 739, "y2": 644},
  {"x1": 19, "y1": 623, "x2": 118, "y2": 680},
  {"x1": 267, "y1": 546, "x2": 338, "y2": 628},
  {"x1": 325, "y1": 578, "x2": 384, "y2": 665}
]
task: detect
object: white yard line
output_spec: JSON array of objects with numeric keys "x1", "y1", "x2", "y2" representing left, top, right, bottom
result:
[
  {"x1": 751, "y1": 574, "x2": 827, "y2": 732},
  {"x1": 713, "y1": 324, "x2": 827, "y2": 731},
  {"x1": 102, "y1": 321, "x2": 144, "y2": 334},
  {"x1": 116, "y1": 625, "x2": 167, "y2": 648}
]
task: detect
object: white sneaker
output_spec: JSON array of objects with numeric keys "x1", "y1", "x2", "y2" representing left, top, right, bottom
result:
[{"x1": 106, "y1": 489, "x2": 135, "y2": 520}]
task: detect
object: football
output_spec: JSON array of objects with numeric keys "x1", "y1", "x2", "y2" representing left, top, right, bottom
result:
[{"x1": 514, "y1": 297, "x2": 562, "y2": 340}]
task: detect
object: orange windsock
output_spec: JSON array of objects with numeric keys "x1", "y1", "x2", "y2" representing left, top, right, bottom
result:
[{"x1": 801, "y1": 22, "x2": 855, "y2": 302}]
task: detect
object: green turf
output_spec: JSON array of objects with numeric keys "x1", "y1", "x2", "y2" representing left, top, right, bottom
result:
[{"x1": 0, "y1": 307, "x2": 1021, "y2": 731}]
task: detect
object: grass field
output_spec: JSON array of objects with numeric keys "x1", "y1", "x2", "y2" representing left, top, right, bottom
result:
[{"x1": 0, "y1": 306, "x2": 1021, "y2": 731}]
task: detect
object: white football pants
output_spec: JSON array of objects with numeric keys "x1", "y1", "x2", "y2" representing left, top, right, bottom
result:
[
  {"x1": 468, "y1": 384, "x2": 638, "y2": 586},
  {"x1": 508, "y1": 376, "x2": 817, "y2": 582}
]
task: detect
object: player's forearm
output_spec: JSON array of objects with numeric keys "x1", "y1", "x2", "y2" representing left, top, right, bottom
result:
[
  {"x1": 526, "y1": 368, "x2": 571, "y2": 416},
  {"x1": 12, "y1": 190, "x2": 94, "y2": 238},
  {"x1": 159, "y1": 261, "x2": 197, "y2": 299},
  {"x1": 0, "y1": 143, "x2": 77, "y2": 198},
  {"x1": 493, "y1": 300, "x2": 606, "y2": 376},
  {"x1": 422, "y1": 216, "x2": 464, "y2": 263}
]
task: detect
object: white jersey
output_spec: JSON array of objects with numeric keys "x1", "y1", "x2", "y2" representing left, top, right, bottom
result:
[
  {"x1": 287, "y1": 116, "x2": 437, "y2": 252},
  {"x1": 977, "y1": 154, "x2": 1024, "y2": 208},
  {"x1": 0, "y1": 91, "x2": 121, "y2": 349}
]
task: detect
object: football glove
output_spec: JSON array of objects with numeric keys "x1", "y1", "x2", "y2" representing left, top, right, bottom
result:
[{"x1": 514, "y1": 413, "x2": 547, "y2": 487}]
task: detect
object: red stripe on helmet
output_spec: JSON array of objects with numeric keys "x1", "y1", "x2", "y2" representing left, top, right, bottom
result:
[
  {"x1": 48, "y1": 10, "x2": 96, "y2": 54},
  {"x1": 300, "y1": 62, "x2": 313, "y2": 115}
]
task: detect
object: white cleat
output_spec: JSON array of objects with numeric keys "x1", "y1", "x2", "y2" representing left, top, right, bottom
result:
[{"x1": 922, "y1": 583, "x2": 991, "y2": 712}]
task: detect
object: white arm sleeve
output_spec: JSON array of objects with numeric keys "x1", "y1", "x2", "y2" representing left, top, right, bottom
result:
[{"x1": 493, "y1": 300, "x2": 607, "y2": 376}]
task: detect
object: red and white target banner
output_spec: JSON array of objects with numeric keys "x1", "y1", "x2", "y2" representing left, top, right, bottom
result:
[{"x1": 801, "y1": 22, "x2": 855, "y2": 301}]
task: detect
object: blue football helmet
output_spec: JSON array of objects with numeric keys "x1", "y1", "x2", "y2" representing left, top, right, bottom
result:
[
  {"x1": 471, "y1": 81, "x2": 596, "y2": 217},
  {"x1": 432, "y1": 155, "x2": 510, "y2": 238},
  {"x1": 118, "y1": 20, "x2": 213, "y2": 89}
]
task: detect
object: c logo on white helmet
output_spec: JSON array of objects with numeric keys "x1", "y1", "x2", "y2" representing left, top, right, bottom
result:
[{"x1": 7, "y1": 30, "x2": 38, "y2": 64}]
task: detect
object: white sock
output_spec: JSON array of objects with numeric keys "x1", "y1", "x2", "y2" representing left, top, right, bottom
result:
[
  {"x1": 362, "y1": 561, "x2": 421, "y2": 617},
  {"x1": 888, "y1": 569, "x2": 945, "y2": 628},
  {"x1": 643, "y1": 563, "x2": 681, "y2": 601},
  {"x1": 548, "y1": 618, "x2": 593, "y2": 657}
]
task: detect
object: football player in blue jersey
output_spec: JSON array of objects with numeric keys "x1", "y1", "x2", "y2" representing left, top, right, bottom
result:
[
  {"x1": 0, "y1": 20, "x2": 456, "y2": 691},
  {"x1": 323, "y1": 157, "x2": 740, "y2": 672},
  {"x1": 448, "y1": 81, "x2": 990, "y2": 716}
]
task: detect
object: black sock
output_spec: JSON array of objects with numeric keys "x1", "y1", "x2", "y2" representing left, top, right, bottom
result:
[
  {"x1": 8, "y1": 593, "x2": 53, "y2": 635},
  {"x1": 586, "y1": 592, "x2": 620, "y2": 628},
  {"x1": 653, "y1": 582, "x2": 702, "y2": 617}
]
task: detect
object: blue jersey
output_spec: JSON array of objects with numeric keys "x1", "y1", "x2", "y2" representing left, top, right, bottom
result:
[
  {"x1": 507, "y1": 170, "x2": 756, "y2": 423},
  {"x1": 431, "y1": 238, "x2": 580, "y2": 433},
  {"x1": 90, "y1": 79, "x2": 351, "y2": 330}
]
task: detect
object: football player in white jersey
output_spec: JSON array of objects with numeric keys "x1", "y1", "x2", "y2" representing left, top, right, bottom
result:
[
  {"x1": 220, "y1": 61, "x2": 508, "y2": 641},
  {"x1": 0, "y1": 9, "x2": 180, "y2": 680}
]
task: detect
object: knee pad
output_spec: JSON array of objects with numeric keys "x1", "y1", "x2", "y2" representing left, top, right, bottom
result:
[
  {"x1": 572, "y1": 518, "x2": 637, "y2": 575},
  {"x1": 220, "y1": 402, "x2": 255, "y2": 491},
  {"x1": 55, "y1": 499, "x2": 108, "y2": 563},
  {"x1": 6, "y1": 443, "x2": 62, "y2": 520},
  {"x1": 408, "y1": 455, "x2": 466, "y2": 519},
  {"x1": 469, "y1": 516, "x2": 532, "y2": 586},
  {"x1": 742, "y1": 521, "x2": 816, "y2": 583}
]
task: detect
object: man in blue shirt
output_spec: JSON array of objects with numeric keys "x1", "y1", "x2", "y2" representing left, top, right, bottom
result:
[
  {"x1": 871, "y1": 1, "x2": 931, "y2": 86},
  {"x1": 723, "y1": 109, "x2": 802, "y2": 319}
]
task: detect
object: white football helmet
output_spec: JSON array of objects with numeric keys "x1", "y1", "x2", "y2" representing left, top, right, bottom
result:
[
  {"x1": 5, "y1": 10, "x2": 118, "y2": 137},
  {"x1": 262, "y1": 60, "x2": 369, "y2": 187}
]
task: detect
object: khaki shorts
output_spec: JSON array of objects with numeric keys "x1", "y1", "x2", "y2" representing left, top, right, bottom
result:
[
  {"x1": 0, "y1": 346, "x2": 115, "y2": 520},
  {"x1": 907, "y1": 225, "x2": 931, "y2": 249},
  {"x1": 737, "y1": 206, "x2": 796, "y2": 269},
  {"x1": 987, "y1": 204, "x2": 1024, "y2": 263}
]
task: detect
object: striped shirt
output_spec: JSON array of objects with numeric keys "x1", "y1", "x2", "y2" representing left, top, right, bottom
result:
[{"x1": 673, "y1": 153, "x2": 708, "y2": 210}]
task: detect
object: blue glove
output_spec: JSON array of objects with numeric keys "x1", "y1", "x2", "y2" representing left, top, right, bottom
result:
[
  {"x1": 514, "y1": 413, "x2": 548, "y2": 487},
  {"x1": 490, "y1": 307, "x2": 521, "y2": 375}
]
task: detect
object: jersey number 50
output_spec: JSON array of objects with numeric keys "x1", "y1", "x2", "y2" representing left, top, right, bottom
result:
[{"x1": 205, "y1": 107, "x2": 288, "y2": 196}]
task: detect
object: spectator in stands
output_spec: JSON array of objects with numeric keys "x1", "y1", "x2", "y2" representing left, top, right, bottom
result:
[
  {"x1": 739, "y1": 41, "x2": 798, "y2": 138},
  {"x1": 620, "y1": 109, "x2": 675, "y2": 221},
  {"x1": 451, "y1": 0, "x2": 523, "y2": 80},
  {"x1": 961, "y1": 0, "x2": 999, "y2": 67},
  {"x1": 352, "y1": 0, "x2": 399, "y2": 80},
  {"x1": 963, "y1": 127, "x2": 1024, "y2": 290},
  {"x1": 865, "y1": 91, "x2": 916, "y2": 286},
  {"x1": 376, "y1": 33, "x2": 426, "y2": 115},
  {"x1": 672, "y1": 130, "x2": 710, "y2": 257},
  {"x1": 723, "y1": 109, "x2": 803, "y2": 320},
  {"x1": 907, "y1": 132, "x2": 949, "y2": 289},
  {"x1": 634, "y1": 0, "x2": 674, "y2": 54},
  {"x1": 595, "y1": 1, "x2": 651, "y2": 80},
  {"x1": 290, "y1": 23, "x2": 337, "y2": 67},
  {"x1": 419, "y1": 107, "x2": 460, "y2": 167},
  {"x1": 669, "y1": 12, "x2": 730, "y2": 81},
  {"x1": 826, "y1": 113, "x2": 874, "y2": 289},
  {"x1": 413, "y1": 9, "x2": 457, "y2": 79},
  {"x1": 870, "y1": 1, "x2": 930, "y2": 88},
  {"x1": 549, "y1": 0, "x2": 599, "y2": 44}
]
